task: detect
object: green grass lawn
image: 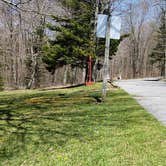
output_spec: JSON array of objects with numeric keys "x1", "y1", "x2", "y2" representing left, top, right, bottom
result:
[{"x1": 0, "y1": 84, "x2": 165, "y2": 166}]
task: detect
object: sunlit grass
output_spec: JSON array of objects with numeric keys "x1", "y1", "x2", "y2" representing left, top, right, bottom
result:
[{"x1": 0, "y1": 83, "x2": 165, "y2": 166}]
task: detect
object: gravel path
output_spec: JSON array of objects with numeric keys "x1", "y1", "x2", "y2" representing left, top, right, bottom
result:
[{"x1": 115, "y1": 79, "x2": 166, "y2": 126}]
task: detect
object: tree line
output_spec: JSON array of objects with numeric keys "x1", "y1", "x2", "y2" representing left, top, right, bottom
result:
[
  {"x1": 0, "y1": 0, "x2": 165, "y2": 90},
  {"x1": 111, "y1": 0, "x2": 165, "y2": 79}
]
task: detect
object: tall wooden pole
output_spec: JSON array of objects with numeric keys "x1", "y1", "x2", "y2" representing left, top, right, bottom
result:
[{"x1": 102, "y1": 1, "x2": 111, "y2": 101}]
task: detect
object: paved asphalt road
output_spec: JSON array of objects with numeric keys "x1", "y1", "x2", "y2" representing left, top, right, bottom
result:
[{"x1": 115, "y1": 79, "x2": 166, "y2": 126}]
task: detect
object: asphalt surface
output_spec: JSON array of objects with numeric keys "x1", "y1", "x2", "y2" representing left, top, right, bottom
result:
[{"x1": 115, "y1": 79, "x2": 166, "y2": 126}]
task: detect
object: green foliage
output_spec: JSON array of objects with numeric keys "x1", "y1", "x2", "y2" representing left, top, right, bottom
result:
[
  {"x1": 97, "y1": 38, "x2": 120, "y2": 59},
  {"x1": 42, "y1": 1, "x2": 93, "y2": 74},
  {"x1": 150, "y1": 9, "x2": 166, "y2": 76},
  {"x1": 42, "y1": 44, "x2": 67, "y2": 73},
  {"x1": 42, "y1": 0, "x2": 121, "y2": 82}
]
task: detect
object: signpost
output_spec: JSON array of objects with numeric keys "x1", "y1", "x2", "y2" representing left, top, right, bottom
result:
[
  {"x1": 96, "y1": 2, "x2": 121, "y2": 101},
  {"x1": 96, "y1": 15, "x2": 121, "y2": 40}
]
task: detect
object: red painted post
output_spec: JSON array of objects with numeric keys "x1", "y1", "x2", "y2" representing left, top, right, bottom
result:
[{"x1": 85, "y1": 56, "x2": 93, "y2": 86}]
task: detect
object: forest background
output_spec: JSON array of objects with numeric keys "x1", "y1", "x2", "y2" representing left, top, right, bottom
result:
[{"x1": 0, "y1": 0, "x2": 165, "y2": 90}]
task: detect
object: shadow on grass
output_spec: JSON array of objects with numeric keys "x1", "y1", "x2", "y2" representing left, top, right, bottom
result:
[{"x1": 0, "y1": 89, "x2": 157, "y2": 162}]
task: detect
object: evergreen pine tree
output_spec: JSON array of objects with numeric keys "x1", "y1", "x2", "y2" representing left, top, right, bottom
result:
[
  {"x1": 42, "y1": 1, "x2": 94, "y2": 76},
  {"x1": 42, "y1": 0, "x2": 121, "y2": 81},
  {"x1": 150, "y1": 5, "x2": 166, "y2": 77}
]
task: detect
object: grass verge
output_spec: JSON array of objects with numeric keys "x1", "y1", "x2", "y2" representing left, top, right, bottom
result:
[{"x1": 0, "y1": 83, "x2": 165, "y2": 166}]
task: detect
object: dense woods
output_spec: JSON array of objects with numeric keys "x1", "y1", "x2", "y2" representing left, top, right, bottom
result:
[
  {"x1": 111, "y1": 0, "x2": 166, "y2": 79},
  {"x1": 0, "y1": 0, "x2": 165, "y2": 90}
]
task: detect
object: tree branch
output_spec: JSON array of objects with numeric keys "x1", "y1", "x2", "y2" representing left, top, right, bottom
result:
[{"x1": 0, "y1": 0, "x2": 51, "y2": 16}]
